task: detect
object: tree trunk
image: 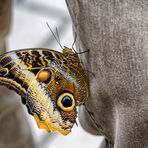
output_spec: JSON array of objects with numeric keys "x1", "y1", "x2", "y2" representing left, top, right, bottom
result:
[{"x1": 66, "y1": 1, "x2": 148, "y2": 148}]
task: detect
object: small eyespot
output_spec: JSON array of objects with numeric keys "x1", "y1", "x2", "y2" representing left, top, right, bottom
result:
[
  {"x1": 57, "y1": 93, "x2": 75, "y2": 112},
  {"x1": 0, "y1": 68, "x2": 8, "y2": 76},
  {"x1": 37, "y1": 70, "x2": 51, "y2": 82}
]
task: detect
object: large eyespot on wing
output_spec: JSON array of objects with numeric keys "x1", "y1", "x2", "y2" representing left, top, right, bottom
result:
[
  {"x1": 57, "y1": 92, "x2": 75, "y2": 112},
  {"x1": 0, "y1": 68, "x2": 8, "y2": 76}
]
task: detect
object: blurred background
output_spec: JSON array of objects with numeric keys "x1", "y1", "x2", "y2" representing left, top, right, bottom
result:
[{"x1": 5, "y1": 0, "x2": 104, "y2": 147}]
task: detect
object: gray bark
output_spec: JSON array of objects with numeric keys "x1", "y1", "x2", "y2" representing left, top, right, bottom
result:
[
  {"x1": 0, "y1": 1, "x2": 35, "y2": 148},
  {"x1": 66, "y1": 1, "x2": 148, "y2": 148}
]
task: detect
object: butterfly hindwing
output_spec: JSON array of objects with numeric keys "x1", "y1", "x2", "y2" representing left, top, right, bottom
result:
[{"x1": 0, "y1": 47, "x2": 88, "y2": 135}]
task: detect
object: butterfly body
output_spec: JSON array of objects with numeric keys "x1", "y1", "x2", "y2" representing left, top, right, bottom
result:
[{"x1": 0, "y1": 47, "x2": 88, "y2": 135}]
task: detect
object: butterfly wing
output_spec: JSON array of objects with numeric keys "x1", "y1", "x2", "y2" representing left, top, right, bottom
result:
[{"x1": 0, "y1": 48, "x2": 88, "y2": 135}]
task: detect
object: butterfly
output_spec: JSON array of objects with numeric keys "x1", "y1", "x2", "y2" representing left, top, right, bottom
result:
[{"x1": 0, "y1": 46, "x2": 88, "y2": 135}]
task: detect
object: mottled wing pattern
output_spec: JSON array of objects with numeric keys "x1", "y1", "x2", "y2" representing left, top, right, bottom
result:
[{"x1": 0, "y1": 47, "x2": 88, "y2": 135}]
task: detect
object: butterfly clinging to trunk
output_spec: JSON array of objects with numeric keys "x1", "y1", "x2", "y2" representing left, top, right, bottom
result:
[{"x1": 0, "y1": 46, "x2": 88, "y2": 135}]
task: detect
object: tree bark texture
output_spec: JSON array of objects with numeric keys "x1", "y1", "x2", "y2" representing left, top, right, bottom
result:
[{"x1": 66, "y1": 1, "x2": 148, "y2": 148}]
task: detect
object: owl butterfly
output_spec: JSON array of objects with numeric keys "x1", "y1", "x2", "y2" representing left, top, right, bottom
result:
[{"x1": 0, "y1": 47, "x2": 88, "y2": 135}]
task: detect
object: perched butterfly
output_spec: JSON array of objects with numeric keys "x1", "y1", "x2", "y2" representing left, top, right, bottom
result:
[{"x1": 0, "y1": 46, "x2": 88, "y2": 135}]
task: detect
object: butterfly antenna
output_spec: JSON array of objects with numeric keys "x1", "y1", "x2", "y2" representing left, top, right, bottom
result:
[
  {"x1": 76, "y1": 49, "x2": 89, "y2": 54},
  {"x1": 55, "y1": 27, "x2": 63, "y2": 48},
  {"x1": 72, "y1": 32, "x2": 77, "y2": 53},
  {"x1": 46, "y1": 22, "x2": 63, "y2": 49}
]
